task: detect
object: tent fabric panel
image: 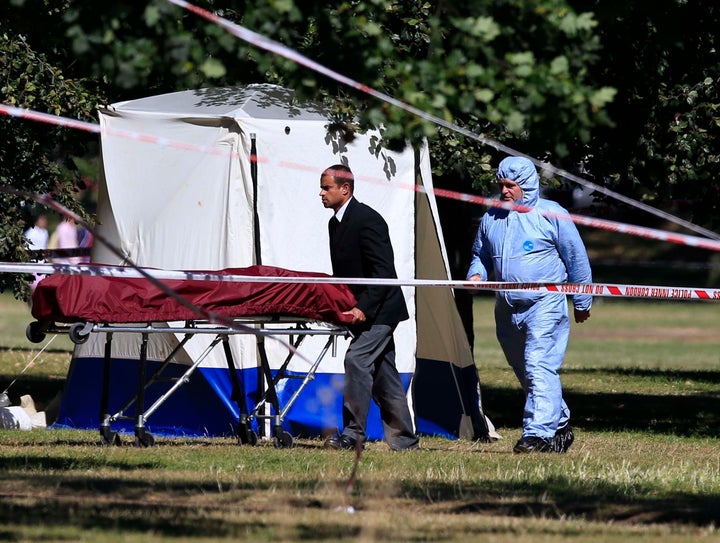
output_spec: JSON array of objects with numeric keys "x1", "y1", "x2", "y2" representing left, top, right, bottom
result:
[
  {"x1": 276, "y1": 370, "x2": 413, "y2": 440},
  {"x1": 91, "y1": 151, "x2": 124, "y2": 265},
  {"x1": 70, "y1": 327, "x2": 194, "y2": 365},
  {"x1": 414, "y1": 187, "x2": 476, "y2": 369},
  {"x1": 110, "y1": 84, "x2": 328, "y2": 120},
  {"x1": 416, "y1": 143, "x2": 452, "y2": 277},
  {"x1": 53, "y1": 356, "x2": 254, "y2": 437},
  {"x1": 98, "y1": 112, "x2": 254, "y2": 270},
  {"x1": 260, "y1": 327, "x2": 349, "y2": 375},
  {"x1": 242, "y1": 117, "x2": 416, "y2": 276}
]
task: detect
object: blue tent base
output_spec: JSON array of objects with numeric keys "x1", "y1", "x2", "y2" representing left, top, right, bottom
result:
[
  {"x1": 54, "y1": 357, "x2": 246, "y2": 438},
  {"x1": 53, "y1": 356, "x2": 450, "y2": 442},
  {"x1": 413, "y1": 357, "x2": 487, "y2": 440}
]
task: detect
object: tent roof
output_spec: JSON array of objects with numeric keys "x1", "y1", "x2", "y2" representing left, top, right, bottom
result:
[{"x1": 109, "y1": 84, "x2": 329, "y2": 120}]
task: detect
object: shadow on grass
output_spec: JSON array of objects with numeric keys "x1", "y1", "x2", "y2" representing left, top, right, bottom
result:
[
  {"x1": 0, "y1": 455, "x2": 164, "y2": 472},
  {"x1": 0, "y1": 471, "x2": 356, "y2": 540},
  {"x1": 482, "y1": 368, "x2": 720, "y2": 438},
  {"x1": 442, "y1": 478, "x2": 720, "y2": 527},
  {"x1": 0, "y1": 469, "x2": 718, "y2": 538}
]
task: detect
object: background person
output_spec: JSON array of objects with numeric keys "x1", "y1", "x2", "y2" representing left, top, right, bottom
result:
[
  {"x1": 319, "y1": 164, "x2": 419, "y2": 451},
  {"x1": 466, "y1": 156, "x2": 592, "y2": 454},
  {"x1": 24, "y1": 213, "x2": 49, "y2": 293},
  {"x1": 24, "y1": 214, "x2": 49, "y2": 252},
  {"x1": 50, "y1": 217, "x2": 83, "y2": 265}
]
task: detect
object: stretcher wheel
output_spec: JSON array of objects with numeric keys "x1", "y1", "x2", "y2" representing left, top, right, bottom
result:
[
  {"x1": 237, "y1": 426, "x2": 258, "y2": 446},
  {"x1": 26, "y1": 321, "x2": 46, "y2": 343},
  {"x1": 69, "y1": 322, "x2": 92, "y2": 344},
  {"x1": 100, "y1": 427, "x2": 121, "y2": 447},
  {"x1": 274, "y1": 430, "x2": 294, "y2": 449},
  {"x1": 133, "y1": 431, "x2": 155, "y2": 448}
]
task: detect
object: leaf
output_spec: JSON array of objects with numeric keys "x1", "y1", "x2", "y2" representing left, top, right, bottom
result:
[
  {"x1": 550, "y1": 56, "x2": 569, "y2": 76},
  {"x1": 507, "y1": 51, "x2": 535, "y2": 67},
  {"x1": 144, "y1": 5, "x2": 161, "y2": 26},
  {"x1": 362, "y1": 21, "x2": 382, "y2": 37},
  {"x1": 505, "y1": 111, "x2": 525, "y2": 134},
  {"x1": 200, "y1": 58, "x2": 227, "y2": 79},
  {"x1": 474, "y1": 89, "x2": 494, "y2": 103},
  {"x1": 589, "y1": 87, "x2": 617, "y2": 109}
]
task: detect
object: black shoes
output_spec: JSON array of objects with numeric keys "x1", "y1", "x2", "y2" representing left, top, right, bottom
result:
[
  {"x1": 513, "y1": 435, "x2": 553, "y2": 453},
  {"x1": 324, "y1": 435, "x2": 420, "y2": 451},
  {"x1": 389, "y1": 440, "x2": 420, "y2": 451},
  {"x1": 552, "y1": 425, "x2": 575, "y2": 453},
  {"x1": 513, "y1": 425, "x2": 575, "y2": 454},
  {"x1": 324, "y1": 434, "x2": 363, "y2": 450}
]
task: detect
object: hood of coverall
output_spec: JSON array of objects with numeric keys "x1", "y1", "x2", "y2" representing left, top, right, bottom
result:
[{"x1": 496, "y1": 156, "x2": 539, "y2": 207}]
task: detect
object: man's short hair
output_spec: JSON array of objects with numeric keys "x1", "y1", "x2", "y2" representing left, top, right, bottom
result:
[{"x1": 322, "y1": 164, "x2": 354, "y2": 193}]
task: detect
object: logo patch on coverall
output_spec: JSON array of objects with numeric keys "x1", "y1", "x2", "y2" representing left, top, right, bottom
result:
[{"x1": 522, "y1": 240, "x2": 534, "y2": 252}]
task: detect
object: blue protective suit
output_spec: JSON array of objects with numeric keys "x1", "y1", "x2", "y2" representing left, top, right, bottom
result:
[{"x1": 467, "y1": 157, "x2": 592, "y2": 439}]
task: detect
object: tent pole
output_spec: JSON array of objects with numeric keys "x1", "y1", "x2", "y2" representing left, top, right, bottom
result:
[
  {"x1": 250, "y1": 133, "x2": 261, "y2": 265},
  {"x1": 250, "y1": 132, "x2": 268, "y2": 437}
]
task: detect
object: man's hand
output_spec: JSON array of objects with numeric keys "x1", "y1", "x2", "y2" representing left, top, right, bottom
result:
[
  {"x1": 467, "y1": 274, "x2": 483, "y2": 295},
  {"x1": 343, "y1": 307, "x2": 366, "y2": 325},
  {"x1": 574, "y1": 308, "x2": 591, "y2": 323}
]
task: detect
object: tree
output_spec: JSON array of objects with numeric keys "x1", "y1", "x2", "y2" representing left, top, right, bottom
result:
[
  {"x1": 574, "y1": 1, "x2": 720, "y2": 234},
  {"x1": 0, "y1": 30, "x2": 100, "y2": 298},
  {"x1": 227, "y1": 0, "x2": 615, "y2": 184},
  {"x1": 8, "y1": 0, "x2": 612, "y2": 183}
]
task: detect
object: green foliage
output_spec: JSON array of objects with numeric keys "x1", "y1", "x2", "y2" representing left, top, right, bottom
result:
[
  {"x1": 0, "y1": 30, "x2": 100, "y2": 298},
  {"x1": 580, "y1": 1, "x2": 720, "y2": 233},
  {"x1": 0, "y1": 0, "x2": 616, "y2": 297},
  {"x1": 228, "y1": 0, "x2": 613, "y2": 189},
  {"x1": 3, "y1": 0, "x2": 612, "y2": 170}
]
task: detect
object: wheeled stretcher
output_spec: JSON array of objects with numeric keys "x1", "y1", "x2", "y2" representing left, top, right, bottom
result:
[{"x1": 27, "y1": 265, "x2": 355, "y2": 447}]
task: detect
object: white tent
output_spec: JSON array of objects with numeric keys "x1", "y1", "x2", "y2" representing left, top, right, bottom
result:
[{"x1": 54, "y1": 84, "x2": 491, "y2": 442}]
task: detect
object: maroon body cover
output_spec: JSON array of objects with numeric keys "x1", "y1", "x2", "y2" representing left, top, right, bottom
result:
[{"x1": 31, "y1": 265, "x2": 356, "y2": 326}]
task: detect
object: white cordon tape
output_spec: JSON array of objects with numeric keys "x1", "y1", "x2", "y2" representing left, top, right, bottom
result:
[
  {"x1": 1, "y1": 103, "x2": 719, "y2": 254},
  {"x1": 2, "y1": 262, "x2": 719, "y2": 301}
]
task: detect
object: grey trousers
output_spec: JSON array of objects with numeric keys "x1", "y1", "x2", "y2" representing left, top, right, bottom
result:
[{"x1": 340, "y1": 324, "x2": 419, "y2": 450}]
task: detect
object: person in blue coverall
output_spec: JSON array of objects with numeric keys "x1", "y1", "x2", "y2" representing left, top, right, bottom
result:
[{"x1": 467, "y1": 156, "x2": 592, "y2": 454}]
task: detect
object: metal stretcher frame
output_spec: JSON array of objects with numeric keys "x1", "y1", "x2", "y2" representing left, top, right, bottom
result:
[{"x1": 26, "y1": 316, "x2": 351, "y2": 448}]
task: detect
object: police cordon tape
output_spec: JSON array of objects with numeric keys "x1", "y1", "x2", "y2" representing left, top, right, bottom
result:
[
  {"x1": 2, "y1": 103, "x2": 719, "y2": 254},
  {"x1": 2, "y1": 262, "x2": 718, "y2": 302}
]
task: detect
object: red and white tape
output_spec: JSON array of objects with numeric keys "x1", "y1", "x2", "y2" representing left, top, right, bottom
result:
[{"x1": 2, "y1": 262, "x2": 718, "y2": 301}]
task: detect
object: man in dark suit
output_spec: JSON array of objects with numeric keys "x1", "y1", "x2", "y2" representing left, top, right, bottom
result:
[{"x1": 319, "y1": 164, "x2": 419, "y2": 451}]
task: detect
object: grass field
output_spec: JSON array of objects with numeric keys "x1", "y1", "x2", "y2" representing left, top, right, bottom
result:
[{"x1": 1, "y1": 292, "x2": 719, "y2": 542}]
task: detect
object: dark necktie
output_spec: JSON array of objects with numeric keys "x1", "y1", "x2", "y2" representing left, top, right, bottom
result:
[{"x1": 329, "y1": 216, "x2": 340, "y2": 239}]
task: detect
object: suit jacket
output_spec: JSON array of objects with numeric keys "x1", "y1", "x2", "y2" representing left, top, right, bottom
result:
[{"x1": 329, "y1": 198, "x2": 409, "y2": 326}]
